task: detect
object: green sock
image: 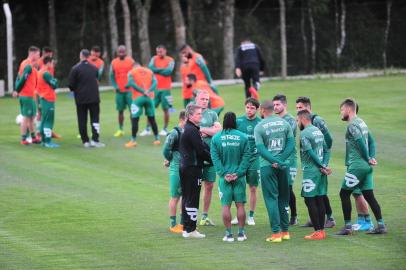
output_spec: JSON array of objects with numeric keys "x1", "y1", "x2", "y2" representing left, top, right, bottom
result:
[
  {"x1": 377, "y1": 219, "x2": 384, "y2": 225},
  {"x1": 327, "y1": 213, "x2": 333, "y2": 219},
  {"x1": 119, "y1": 124, "x2": 123, "y2": 130},
  {"x1": 132, "y1": 136, "x2": 136, "y2": 141},
  {"x1": 154, "y1": 135, "x2": 159, "y2": 140},
  {"x1": 202, "y1": 213, "x2": 208, "y2": 219},
  {"x1": 180, "y1": 214, "x2": 184, "y2": 225},
  {"x1": 238, "y1": 227, "x2": 245, "y2": 234},
  {"x1": 170, "y1": 216, "x2": 176, "y2": 227},
  {"x1": 249, "y1": 211, "x2": 254, "y2": 218},
  {"x1": 364, "y1": 214, "x2": 371, "y2": 222},
  {"x1": 345, "y1": 220, "x2": 352, "y2": 226},
  {"x1": 226, "y1": 227, "x2": 232, "y2": 236},
  {"x1": 357, "y1": 214, "x2": 365, "y2": 222},
  {"x1": 31, "y1": 132, "x2": 36, "y2": 139},
  {"x1": 21, "y1": 134, "x2": 27, "y2": 141}
]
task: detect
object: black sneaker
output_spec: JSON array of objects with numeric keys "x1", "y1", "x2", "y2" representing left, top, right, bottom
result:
[
  {"x1": 324, "y1": 218, "x2": 336, "y2": 228},
  {"x1": 301, "y1": 220, "x2": 313, "y2": 227},
  {"x1": 289, "y1": 216, "x2": 298, "y2": 225},
  {"x1": 366, "y1": 224, "x2": 387, "y2": 234},
  {"x1": 335, "y1": 225, "x2": 353, "y2": 236}
]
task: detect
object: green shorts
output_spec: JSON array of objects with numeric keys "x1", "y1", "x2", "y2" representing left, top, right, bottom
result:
[
  {"x1": 341, "y1": 162, "x2": 374, "y2": 191},
  {"x1": 115, "y1": 91, "x2": 132, "y2": 112},
  {"x1": 202, "y1": 166, "x2": 216, "y2": 182},
  {"x1": 183, "y1": 98, "x2": 193, "y2": 108},
  {"x1": 130, "y1": 96, "x2": 155, "y2": 118},
  {"x1": 288, "y1": 167, "x2": 298, "y2": 185},
  {"x1": 246, "y1": 169, "x2": 260, "y2": 187},
  {"x1": 154, "y1": 90, "x2": 173, "y2": 110},
  {"x1": 352, "y1": 188, "x2": 362, "y2": 196},
  {"x1": 169, "y1": 165, "x2": 181, "y2": 198},
  {"x1": 301, "y1": 170, "x2": 327, "y2": 197},
  {"x1": 218, "y1": 177, "x2": 246, "y2": 206},
  {"x1": 19, "y1": 96, "x2": 36, "y2": 117}
]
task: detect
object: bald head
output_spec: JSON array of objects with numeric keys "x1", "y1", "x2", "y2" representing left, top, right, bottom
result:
[
  {"x1": 117, "y1": 45, "x2": 127, "y2": 59},
  {"x1": 259, "y1": 100, "x2": 274, "y2": 118}
]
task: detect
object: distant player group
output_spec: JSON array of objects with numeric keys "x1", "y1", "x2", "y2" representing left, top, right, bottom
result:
[{"x1": 12, "y1": 43, "x2": 387, "y2": 243}]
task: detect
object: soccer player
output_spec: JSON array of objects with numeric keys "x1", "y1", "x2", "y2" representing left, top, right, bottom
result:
[
  {"x1": 254, "y1": 100, "x2": 295, "y2": 243},
  {"x1": 194, "y1": 90, "x2": 222, "y2": 226},
  {"x1": 144, "y1": 45, "x2": 175, "y2": 136},
  {"x1": 273, "y1": 94, "x2": 299, "y2": 225},
  {"x1": 36, "y1": 56, "x2": 59, "y2": 148},
  {"x1": 185, "y1": 73, "x2": 224, "y2": 116},
  {"x1": 336, "y1": 98, "x2": 387, "y2": 235},
  {"x1": 231, "y1": 98, "x2": 261, "y2": 226},
  {"x1": 88, "y1": 46, "x2": 105, "y2": 81},
  {"x1": 124, "y1": 62, "x2": 160, "y2": 147},
  {"x1": 179, "y1": 44, "x2": 213, "y2": 84},
  {"x1": 211, "y1": 112, "x2": 251, "y2": 242},
  {"x1": 295, "y1": 96, "x2": 336, "y2": 228},
  {"x1": 180, "y1": 55, "x2": 192, "y2": 108},
  {"x1": 163, "y1": 110, "x2": 187, "y2": 234},
  {"x1": 110, "y1": 45, "x2": 135, "y2": 137},
  {"x1": 297, "y1": 110, "x2": 331, "y2": 240},
  {"x1": 13, "y1": 46, "x2": 41, "y2": 145},
  {"x1": 37, "y1": 47, "x2": 54, "y2": 74}
]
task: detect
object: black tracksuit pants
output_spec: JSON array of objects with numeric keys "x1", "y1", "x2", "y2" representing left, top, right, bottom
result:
[
  {"x1": 180, "y1": 166, "x2": 203, "y2": 233},
  {"x1": 76, "y1": 102, "x2": 100, "y2": 143},
  {"x1": 241, "y1": 64, "x2": 260, "y2": 98}
]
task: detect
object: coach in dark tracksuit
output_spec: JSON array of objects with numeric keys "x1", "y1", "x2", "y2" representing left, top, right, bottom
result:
[
  {"x1": 68, "y1": 49, "x2": 104, "y2": 147},
  {"x1": 179, "y1": 103, "x2": 212, "y2": 238},
  {"x1": 235, "y1": 39, "x2": 265, "y2": 98}
]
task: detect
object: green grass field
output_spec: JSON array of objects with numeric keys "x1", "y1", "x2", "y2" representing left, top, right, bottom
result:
[{"x1": 1, "y1": 75, "x2": 406, "y2": 269}]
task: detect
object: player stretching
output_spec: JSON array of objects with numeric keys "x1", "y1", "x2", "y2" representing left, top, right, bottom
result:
[
  {"x1": 125, "y1": 62, "x2": 160, "y2": 147},
  {"x1": 110, "y1": 45, "x2": 135, "y2": 137},
  {"x1": 179, "y1": 44, "x2": 213, "y2": 84},
  {"x1": 254, "y1": 100, "x2": 294, "y2": 243},
  {"x1": 296, "y1": 97, "x2": 336, "y2": 228},
  {"x1": 273, "y1": 94, "x2": 299, "y2": 225},
  {"x1": 336, "y1": 98, "x2": 387, "y2": 235},
  {"x1": 297, "y1": 110, "x2": 331, "y2": 240},
  {"x1": 163, "y1": 110, "x2": 187, "y2": 234},
  {"x1": 194, "y1": 91, "x2": 222, "y2": 226},
  {"x1": 211, "y1": 112, "x2": 250, "y2": 242},
  {"x1": 88, "y1": 46, "x2": 105, "y2": 81},
  {"x1": 13, "y1": 46, "x2": 41, "y2": 145}
]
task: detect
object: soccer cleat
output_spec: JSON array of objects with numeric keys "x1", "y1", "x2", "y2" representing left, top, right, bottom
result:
[
  {"x1": 237, "y1": 233, "x2": 247, "y2": 242},
  {"x1": 31, "y1": 137, "x2": 41, "y2": 144},
  {"x1": 83, "y1": 142, "x2": 92, "y2": 148},
  {"x1": 301, "y1": 220, "x2": 313, "y2": 227},
  {"x1": 231, "y1": 217, "x2": 238, "y2": 225},
  {"x1": 43, "y1": 142, "x2": 60, "y2": 148},
  {"x1": 223, "y1": 234, "x2": 235, "y2": 242},
  {"x1": 352, "y1": 220, "x2": 363, "y2": 231},
  {"x1": 281, "y1": 232, "x2": 290, "y2": 240},
  {"x1": 20, "y1": 140, "x2": 30, "y2": 145},
  {"x1": 114, "y1": 130, "x2": 125, "y2": 137},
  {"x1": 90, "y1": 140, "x2": 105, "y2": 148},
  {"x1": 249, "y1": 86, "x2": 260, "y2": 100},
  {"x1": 366, "y1": 224, "x2": 387, "y2": 235},
  {"x1": 51, "y1": 132, "x2": 62, "y2": 139},
  {"x1": 304, "y1": 231, "x2": 326, "y2": 240},
  {"x1": 159, "y1": 129, "x2": 168, "y2": 136},
  {"x1": 266, "y1": 233, "x2": 282, "y2": 243},
  {"x1": 183, "y1": 230, "x2": 206, "y2": 238},
  {"x1": 358, "y1": 220, "x2": 374, "y2": 231},
  {"x1": 169, "y1": 224, "x2": 183, "y2": 234},
  {"x1": 125, "y1": 140, "x2": 137, "y2": 148},
  {"x1": 324, "y1": 218, "x2": 336, "y2": 228},
  {"x1": 289, "y1": 216, "x2": 298, "y2": 225},
  {"x1": 335, "y1": 225, "x2": 354, "y2": 236},
  {"x1": 139, "y1": 129, "x2": 151, "y2": 136},
  {"x1": 199, "y1": 217, "x2": 215, "y2": 226},
  {"x1": 247, "y1": 217, "x2": 255, "y2": 226},
  {"x1": 153, "y1": 140, "x2": 161, "y2": 145}
]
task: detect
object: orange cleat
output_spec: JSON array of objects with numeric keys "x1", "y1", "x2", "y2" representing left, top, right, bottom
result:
[
  {"x1": 304, "y1": 231, "x2": 326, "y2": 240},
  {"x1": 169, "y1": 224, "x2": 184, "y2": 234},
  {"x1": 125, "y1": 140, "x2": 138, "y2": 148},
  {"x1": 281, "y1": 231, "x2": 290, "y2": 240},
  {"x1": 52, "y1": 132, "x2": 62, "y2": 139},
  {"x1": 249, "y1": 86, "x2": 260, "y2": 100},
  {"x1": 20, "y1": 140, "x2": 30, "y2": 145},
  {"x1": 266, "y1": 233, "x2": 282, "y2": 243},
  {"x1": 153, "y1": 140, "x2": 161, "y2": 145}
]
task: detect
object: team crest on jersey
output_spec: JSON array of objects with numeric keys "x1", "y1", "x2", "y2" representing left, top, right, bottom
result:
[
  {"x1": 344, "y1": 173, "x2": 359, "y2": 188},
  {"x1": 302, "y1": 179, "x2": 316, "y2": 192},
  {"x1": 247, "y1": 125, "x2": 253, "y2": 132}
]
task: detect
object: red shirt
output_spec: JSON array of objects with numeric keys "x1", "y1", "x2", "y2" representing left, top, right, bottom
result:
[
  {"x1": 181, "y1": 63, "x2": 192, "y2": 99},
  {"x1": 17, "y1": 59, "x2": 37, "y2": 97},
  {"x1": 37, "y1": 66, "x2": 56, "y2": 102},
  {"x1": 152, "y1": 55, "x2": 174, "y2": 90},
  {"x1": 111, "y1": 56, "x2": 135, "y2": 92},
  {"x1": 128, "y1": 66, "x2": 154, "y2": 100}
]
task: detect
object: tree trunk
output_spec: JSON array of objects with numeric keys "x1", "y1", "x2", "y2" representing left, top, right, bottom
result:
[
  {"x1": 222, "y1": 0, "x2": 235, "y2": 79},
  {"x1": 48, "y1": 0, "x2": 58, "y2": 59},
  {"x1": 133, "y1": 0, "x2": 152, "y2": 65},
  {"x1": 79, "y1": 0, "x2": 87, "y2": 49},
  {"x1": 383, "y1": 0, "x2": 392, "y2": 71},
  {"x1": 108, "y1": 0, "x2": 118, "y2": 56},
  {"x1": 187, "y1": 0, "x2": 197, "y2": 49},
  {"x1": 336, "y1": 0, "x2": 346, "y2": 70},
  {"x1": 279, "y1": 0, "x2": 287, "y2": 79},
  {"x1": 170, "y1": 0, "x2": 186, "y2": 81},
  {"x1": 308, "y1": 3, "x2": 316, "y2": 74},
  {"x1": 300, "y1": 0, "x2": 308, "y2": 74},
  {"x1": 121, "y1": 0, "x2": 132, "y2": 56},
  {"x1": 99, "y1": 0, "x2": 110, "y2": 64}
]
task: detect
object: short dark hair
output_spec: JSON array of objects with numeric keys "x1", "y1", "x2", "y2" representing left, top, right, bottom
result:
[
  {"x1": 245, "y1": 97, "x2": 260, "y2": 109},
  {"x1": 260, "y1": 100, "x2": 274, "y2": 112},
  {"x1": 179, "y1": 44, "x2": 189, "y2": 52},
  {"x1": 156, "y1": 44, "x2": 166, "y2": 50},
  {"x1": 273, "y1": 94, "x2": 287, "y2": 104},
  {"x1": 297, "y1": 109, "x2": 312, "y2": 120},
  {"x1": 91, "y1": 45, "x2": 101, "y2": 52},
  {"x1": 179, "y1": 110, "x2": 186, "y2": 121},
  {"x1": 43, "y1": 56, "x2": 53, "y2": 65},
  {"x1": 28, "y1": 46, "x2": 40, "y2": 53},
  {"x1": 340, "y1": 98, "x2": 357, "y2": 112},
  {"x1": 80, "y1": 49, "x2": 90, "y2": 58},
  {"x1": 186, "y1": 73, "x2": 197, "y2": 82},
  {"x1": 223, "y1": 112, "x2": 237, "y2": 130},
  {"x1": 296, "y1": 96, "x2": 311, "y2": 106},
  {"x1": 42, "y1": 46, "x2": 53, "y2": 53}
]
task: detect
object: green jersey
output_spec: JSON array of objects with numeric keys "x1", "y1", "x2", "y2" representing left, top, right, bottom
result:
[
  {"x1": 211, "y1": 129, "x2": 250, "y2": 178},
  {"x1": 311, "y1": 113, "x2": 333, "y2": 149},
  {"x1": 237, "y1": 115, "x2": 261, "y2": 167},
  {"x1": 254, "y1": 115, "x2": 294, "y2": 168},
  {"x1": 345, "y1": 116, "x2": 371, "y2": 166},
  {"x1": 282, "y1": 113, "x2": 298, "y2": 167},
  {"x1": 200, "y1": 108, "x2": 219, "y2": 145},
  {"x1": 300, "y1": 125, "x2": 326, "y2": 172},
  {"x1": 162, "y1": 126, "x2": 182, "y2": 169}
]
